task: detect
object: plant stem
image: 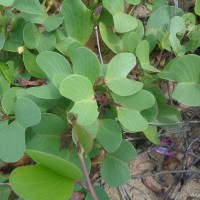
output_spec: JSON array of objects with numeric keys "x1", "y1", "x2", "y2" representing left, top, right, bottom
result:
[{"x1": 70, "y1": 116, "x2": 98, "y2": 200}]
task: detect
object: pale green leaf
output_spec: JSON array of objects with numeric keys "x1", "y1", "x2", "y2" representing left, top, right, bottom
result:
[
  {"x1": 195, "y1": 0, "x2": 200, "y2": 16},
  {"x1": 0, "y1": 121, "x2": 25, "y2": 162},
  {"x1": 71, "y1": 47, "x2": 100, "y2": 84},
  {"x1": 36, "y1": 51, "x2": 71, "y2": 82},
  {"x1": 113, "y1": 13, "x2": 138, "y2": 33},
  {"x1": 125, "y1": 0, "x2": 141, "y2": 5},
  {"x1": 0, "y1": 0, "x2": 14, "y2": 6},
  {"x1": 96, "y1": 119, "x2": 122, "y2": 153},
  {"x1": 15, "y1": 98, "x2": 41, "y2": 128},
  {"x1": 10, "y1": 165, "x2": 75, "y2": 200},
  {"x1": 23, "y1": 47, "x2": 46, "y2": 78},
  {"x1": 26, "y1": 150, "x2": 82, "y2": 179},
  {"x1": 27, "y1": 84, "x2": 61, "y2": 99},
  {"x1": 23, "y1": 23, "x2": 56, "y2": 53},
  {"x1": 143, "y1": 126, "x2": 160, "y2": 145},
  {"x1": 62, "y1": 0, "x2": 93, "y2": 44},
  {"x1": 13, "y1": 0, "x2": 46, "y2": 15},
  {"x1": 136, "y1": 40, "x2": 160, "y2": 72},
  {"x1": 102, "y1": 0, "x2": 124, "y2": 15},
  {"x1": 99, "y1": 22, "x2": 123, "y2": 54},
  {"x1": 75, "y1": 124, "x2": 93, "y2": 154}
]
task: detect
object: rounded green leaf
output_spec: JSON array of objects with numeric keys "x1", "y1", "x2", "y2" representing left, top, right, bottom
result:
[
  {"x1": 99, "y1": 22, "x2": 123, "y2": 54},
  {"x1": 13, "y1": 0, "x2": 46, "y2": 15},
  {"x1": 10, "y1": 165, "x2": 75, "y2": 200},
  {"x1": 136, "y1": 40, "x2": 160, "y2": 72},
  {"x1": 146, "y1": 5, "x2": 184, "y2": 36},
  {"x1": 26, "y1": 150, "x2": 82, "y2": 180},
  {"x1": 112, "y1": 90, "x2": 155, "y2": 132},
  {"x1": 0, "y1": 0, "x2": 14, "y2": 6},
  {"x1": 23, "y1": 23, "x2": 56, "y2": 53},
  {"x1": 59, "y1": 75, "x2": 98, "y2": 125},
  {"x1": 96, "y1": 119, "x2": 122, "y2": 153},
  {"x1": 106, "y1": 53, "x2": 136, "y2": 78},
  {"x1": 1, "y1": 87, "x2": 22, "y2": 115},
  {"x1": 74, "y1": 124, "x2": 93, "y2": 154},
  {"x1": 71, "y1": 47, "x2": 100, "y2": 85},
  {"x1": 36, "y1": 51, "x2": 72, "y2": 82},
  {"x1": 113, "y1": 13, "x2": 138, "y2": 33},
  {"x1": 27, "y1": 84, "x2": 61, "y2": 99},
  {"x1": 102, "y1": 0, "x2": 124, "y2": 15},
  {"x1": 195, "y1": 0, "x2": 200, "y2": 16},
  {"x1": 101, "y1": 140, "x2": 136, "y2": 187},
  {"x1": 62, "y1": 0, "x2": 93, "y2": 44},
  {"x1": 125, "y1": 0, "x2": 141, "y2": 5},
  {"x1": 28, "y1": 113, "x2": 65, "y2": 154},
  {"x1": 23, "y1": 47, "x2": 46, "y2": 78},
  {"x1": 0, "y1": 121, "x2": 25, "y2": 162},
  {"x1": 85, "y1": 186, "x2": 109, "y2": 200},
  {"x1": 106, "y1": 77, "x2": 143, "y2": 96},
  {"x1": 165, "y1": 55, "x2": 200, "y2": 106},
  {"x1": 143, "y1": 125, "x2": 160, "y2": 145},
  {"x1": 60, "y1": 75, "x2": 94, "y2": 102},
  {"x1": 15, "y1": 98, "x2": 41, "y2": 128}
]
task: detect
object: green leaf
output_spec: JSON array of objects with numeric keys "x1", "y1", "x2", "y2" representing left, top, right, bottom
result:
[
  {"x1": 143, "y1": 125, "x2": 160, "y2": 145},
  {"x1": 3, "y1": 18, "x2": 26, "y2": 52},
  {"x1": 13, "y1": 0, "x2": 46, "y2": 15},
  {"x1": 144, "y1": 86, "x2": 181, "y2": 125},
  {"x1": 62, "y1": 0, "x2": 93, "y2": 44},
  {"x1": 113, "y1": 13, "x2": 138, "y2": 33},
  {"x1": 0, "y1": 185, "x2": 11, "y2": 200},
  {"x1": 125, "y1": 0, "x2": 141, "y2": 5},
  {"x1": 1, "y1": 87, "x2": 22, "y2": 115},
  {"x1": 27, "y1": 84, "x2": 61, "y2": 99},
  {"x1": 36, "y1": 51, "x2": 71, "y2": 82},
  {"x1": 23, "y1": 47, "x2": 46, "y2": 78},
  {"x1": 23, "y1": 23, "x2": 56, "y2": 53},
  {"x1": 15, "y1": 98, "x2": 41, "y2": 128},
  {"x1": 85, "y1": 186, "x2": 109, "y2": 200},
  {"x1": 162, "y1": 55, "x2": 200, "y2": 106},
  {"x1": 28, "y1": 113, "x2": 65, "y2": 154},
  {"x1": 55, "y1": 37, "x2": 83, "y2": 58},
  {"x1": 43, "y1": 14, "x2": 64, "y2": 32},
  {"x1": 0, "y1": 33, "x2": 5, "y2": 50},
  {"x1": 74, "y1": 124, "x2": 93, "y2": 154},
  {"x1": 121, "y1": 31, "x2": 141, "y2": 54},
  {"x1": 106, "y1": 53, "x2": 143, "y2": 96},
  {"x1": 26, "y1": 150, "x2": 82, "y2": 179},
  {"x1": 0, "y1": 0, "x2": 14, "y2": 6},
  {"x1": 99, "y1": 22, "x2": 123, "y2": 54},
  {"x1": 0, "y1": 121, "x2": 25, "y2": 162},
  {"x1": 59, "y1": 75, "x2": 98, "y2": 125},
  {"x1": 169, "y1": 16, "x2": 186, "y2": 56},
  {"x1": 101, "y1": 140, "x2": 136, "y2": 187},
  {"x1": 112, "y1": 90, "x2": 155, "y2": 132},
  {"x1": 0, "y1": 71, "x2": 9, "y2": 96},
  {"x1": 71, "y1": 47, "x2": 100, "y2": 85},
  {"x1": 96, "y1": 119, "x2": 122, "y2": 153},
  {"x1": 195, "y1": 0, "x2": 200, "y2": 16},
  {"x1": 136, "y1": 40, "x2": 160, "y2": 72},
  {"x1": 146, "y1": 6, "x2": 184, "y2": 36},
  {"x1": 10, "y1": 165, "x2": 75, "y2": 200},
  {"x1": 102, "y1": 0, "x2": 124, "y2": 15}
]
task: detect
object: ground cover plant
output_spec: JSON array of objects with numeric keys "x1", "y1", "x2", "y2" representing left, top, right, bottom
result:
[{"x1": 0, "y1": 0, "x2": 200, "y2": 199}]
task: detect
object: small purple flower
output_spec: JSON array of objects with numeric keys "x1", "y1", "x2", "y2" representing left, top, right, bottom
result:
[{"x1": 155, "y1": 146, "x2": 174, "y2": 157}]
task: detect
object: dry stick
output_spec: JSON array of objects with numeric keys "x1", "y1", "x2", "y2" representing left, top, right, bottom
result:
[
  {"x1": 70, "y1": 117, "x2": 98, "y2": 200},
  {"x1": 95, "y1": 26, "x2": 106, "y2": 76},
  {"x1": 132, "y1": 169, "x2": 200, "y2": 179}
]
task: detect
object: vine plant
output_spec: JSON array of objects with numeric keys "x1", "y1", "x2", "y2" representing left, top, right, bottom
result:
[{"x1": 0, "y1": 0, "x2": 200, "y2": 199}]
